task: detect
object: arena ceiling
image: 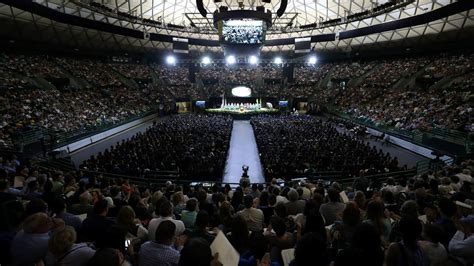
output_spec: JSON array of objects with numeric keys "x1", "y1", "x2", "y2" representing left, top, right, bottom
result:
[{"x1": 0, "y1": 0, "x2": 473, "y2": 53}]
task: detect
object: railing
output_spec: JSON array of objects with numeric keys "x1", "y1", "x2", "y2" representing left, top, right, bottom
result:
[
  {"x1": 328, "y1": 107, "x2": 472, "y2": 160},
  {"x1": 429, "y1": 128, "x2": 470, "y2": 145},
  {"x1": 40, "y1": 167, "x2": 416, "y2": 190},
  {"x1": 416, "y1": 157, "x2": 454, "y2": 175},
  {"x1": 14, "y1": 109, "x2": 158, "y2": 151},
  {"x1": 338, "y1": 169, "x2": 418, "y2": 189}
]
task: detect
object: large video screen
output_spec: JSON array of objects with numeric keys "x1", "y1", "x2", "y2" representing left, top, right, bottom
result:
[
  {"x1": 232, "y1": 86, "x2": 252, "y2": 97},
  {"x1": 221, "y1": 20, "x2": 265, "y2": 44}
]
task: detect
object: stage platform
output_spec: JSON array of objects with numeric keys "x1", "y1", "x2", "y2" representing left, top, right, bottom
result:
[{"x1": 206, "y1": 108, "x2": 279, "y2": 115}]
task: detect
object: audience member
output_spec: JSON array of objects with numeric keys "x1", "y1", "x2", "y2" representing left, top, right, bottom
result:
[
  {"x1": 139, "y1": 220, "x2": 181, "y2": 266},
  {"x1": 48, "y1": 225, "x2": 96, "y2": 266}
]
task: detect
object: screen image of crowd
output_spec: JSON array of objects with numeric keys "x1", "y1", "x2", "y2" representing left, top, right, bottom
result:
[
  {"x1": 0, "y1": 50, "x2": 473, "y2": 266},
  {"x1": 222, "y1": 25, "x2": 264, "y2": 44}
]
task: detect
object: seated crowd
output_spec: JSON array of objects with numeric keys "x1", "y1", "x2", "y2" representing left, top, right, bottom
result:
[
  {"x1": 312, "y1": 53, "x2": 473, "y2": 132},
  {"x1": 0, "y1": 86, "x2": 166, "y2": 148},
  {"x1": 57, "y1": 58, "x2": 122, "y2": 87},
  {"x1": 152, "y1": 64, "x2": 202, "y2": 99},
  {"x1": 0, "y1": 51, "x2": 472, "y2": 152},
  {"x1": 112, "y1": 64, "x2": 151, "y2": 80},
  {"x1": 1, "y1": 154, "x2": 473, "y2": 266},
  {"x1": 1, "y1": 54, "x2": 65, "y2": 80},
  {"x1": 251, "y1": 115, "x2": 401, "y2": 179},
  {"x1": 80, "y1": 115, "x2": 232, "y2": 180}
]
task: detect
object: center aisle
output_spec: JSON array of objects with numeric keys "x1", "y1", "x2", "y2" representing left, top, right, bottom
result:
[{"x1": 223, "y1": 120, "x2": 265, "y2": 184}]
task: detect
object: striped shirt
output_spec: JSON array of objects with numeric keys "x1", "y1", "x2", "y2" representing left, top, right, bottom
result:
[{"x1": 138, "y1": 242, "x2": 180, "y2": 266}]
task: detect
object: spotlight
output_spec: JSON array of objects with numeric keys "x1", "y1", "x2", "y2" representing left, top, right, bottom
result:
[
  {"x1": 202, "y1": 56, "x2": 211, "y2": 65},
  {"x1": 226, "y1": 55, "x2": 236, "y2": 65},
  {"x1": 249, "y1": 55, "x2": 258, "y2": 65},
  {"x1": 166, "y1": 55, "x2": 176, "y2": 65},
  {"x1": 308, "y1": 56, "x2": 317, "y2": 65},
  {"x1": 274, "y1": 57, "x2": 283, "y2": 64}
]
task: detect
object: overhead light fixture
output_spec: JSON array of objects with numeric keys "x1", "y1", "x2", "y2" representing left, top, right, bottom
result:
[
  {"x1": 308, "y1": 56, "x2": 317, "y2": 65},
  {"x1": 166, "y1": 55, "x2": 176, "y2": 65},
  {"x1": 249, "y1": 55, "x2": 258, "y2": 65},
  {"x1": 226, "y1": 55, "x2": 236, "y2": 65},
  {"x1": 274, "y1": 57, "x2": 283, "y2": 64},
  {"x1": 202, "y1": 56, "x2": 211, "y2": 65}
]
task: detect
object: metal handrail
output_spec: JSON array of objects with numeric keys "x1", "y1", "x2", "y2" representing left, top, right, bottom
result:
[
  {"x1": 328, "y1": 107, "x2": 472, "y2": 158},
  {"x1": 76, "y1": 168, "x2": 417, "y2": 188},
  {"x1": 13, "y1": 109, "x2": 158, "y2": 149}
]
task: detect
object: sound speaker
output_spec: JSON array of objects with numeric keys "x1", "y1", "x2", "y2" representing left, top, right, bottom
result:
[
  {"x1": 196, "y1": 0, "x2": 207, "y2": 17},
  {"x1": 276, "y1": 0, "x2": 287, "y2": 17}
]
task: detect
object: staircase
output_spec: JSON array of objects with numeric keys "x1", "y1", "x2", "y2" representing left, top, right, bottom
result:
[
  {"x1": 195, "y1": 76, "x2": 207, "y2": 98},
  {"x1": 33, "y1": 77, "x2": 56, "y2": 90},
  {"x1": 150, "y1": 66, "x2": 162, "y2": 86},
  {"x1": 319, "y1": 65, "x2": 336, "y2": 88},
  {"x1": 55, "y1": 64, "x2": 90, "y2": 89},
  {"x1": 112, "y1": 69, "x2": 139, "y2": 89},
  {"x1": 397, "y1": 66, "x2": 428, "y2": 90},
  {"x1": 39, "y1": 157, "x2": 76, "y2": 172},
  {"x1": 347, "y1": 63, "x2": 382, "y2": 88},
  {"x1": 428, "y1": 73, "x2": 463, "y2": 91}
]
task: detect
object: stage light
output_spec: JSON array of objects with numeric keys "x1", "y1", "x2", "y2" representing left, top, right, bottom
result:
[
  {"x1": 249, "y1": 55, "x2": 258, "y2": 65},
  {"x1": 308, "y1": 56, "x2": 317, "y2": 65},
  {"x1": 166, "y1": 55, "x2": 176, "y2": 65},
  {"x1": 202, "y1": 56, "x2": 211, "y2": 65},
  {"x1": 274, "y1": 57, "x2": 283, "y2": 64},
  {"x1": 226, "y1": 55, "x2": 236, "y2": 65}
]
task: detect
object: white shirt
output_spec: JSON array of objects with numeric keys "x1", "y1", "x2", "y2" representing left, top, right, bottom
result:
[
  {"x1": 449, "y1": 230, "x2": 474, "y2": 264},
  {"x1": 276, "y1": 195, "x2": 289, "y2": 204},
  {"x1": 382, "y1": 185, "x2": 398, "y2": 195},
  {"x1": 148, "y1": 216, "x2": 185, "y2": 241},
  {"x1": 238, "y1": 207, "x2": 264, "y2": 232},
  {"x1": 418, "y1": 240, "x2": 447, "y2": 266}
]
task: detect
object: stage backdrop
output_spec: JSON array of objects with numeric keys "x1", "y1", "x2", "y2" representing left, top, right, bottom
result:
[{"x1": 207, "y1": 97, "x2": 279, "y2": 109}]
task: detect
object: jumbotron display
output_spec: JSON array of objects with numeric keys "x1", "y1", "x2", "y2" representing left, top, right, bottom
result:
[{"x1": 220, "y1": 20, "x2": 265, "y2": 44}]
